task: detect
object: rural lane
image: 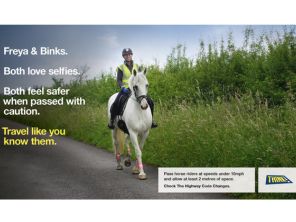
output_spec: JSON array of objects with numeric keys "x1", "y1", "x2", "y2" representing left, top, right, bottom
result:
[{"x1": 0, "y1": 118, "x2": 226, "y2": 199}]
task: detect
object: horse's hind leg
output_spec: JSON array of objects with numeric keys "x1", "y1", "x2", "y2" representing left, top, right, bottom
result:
[
  {"x1": 112, "y1": 128, "x2": 123, "y2": 170},
  {"x1": 129, "y1": 131, "x2": 147, "y2": 180},
  {"x1": 124, "y1": 135, "x2": 132, "y2": 167}
]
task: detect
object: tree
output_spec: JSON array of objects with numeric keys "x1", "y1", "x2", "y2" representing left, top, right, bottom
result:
[
  {"x1": 76, "y1": 64, "x2": 90, "y2": 84},
  {"x1": 51, "y1": 77, "x2": 64, "y2": 88}
]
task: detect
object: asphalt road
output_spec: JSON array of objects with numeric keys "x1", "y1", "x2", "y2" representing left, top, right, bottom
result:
[{"x1": 0, "y1": 118, "x2": 226, "y2": 199}]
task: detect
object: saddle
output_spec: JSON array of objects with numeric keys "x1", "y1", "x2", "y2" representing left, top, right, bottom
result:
[{"x1": 111, "y1": 92, "x2": 131, "y2": 134}]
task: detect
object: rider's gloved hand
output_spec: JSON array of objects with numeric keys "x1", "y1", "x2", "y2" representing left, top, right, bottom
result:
[{"x1": 121, "y1": 87, "x2": 129, "y2": 94}]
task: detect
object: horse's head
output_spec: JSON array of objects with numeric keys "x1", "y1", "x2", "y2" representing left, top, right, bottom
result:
[{"x1": 129, "y1": 68, "x2": 149, "y2": 110}]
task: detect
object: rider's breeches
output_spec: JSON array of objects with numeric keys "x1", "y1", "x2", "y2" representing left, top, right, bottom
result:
[{"x1": 146, "y1": 96, "x2": 154, "y2": 116}]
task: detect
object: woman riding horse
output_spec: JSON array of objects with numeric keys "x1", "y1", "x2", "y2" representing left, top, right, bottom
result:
[
  {"x1": 107, "y1": 48, "x2": 157, "y2": 129},
  {"x1": 108, "y1": 66, "x2": 154, "y2": 179}
]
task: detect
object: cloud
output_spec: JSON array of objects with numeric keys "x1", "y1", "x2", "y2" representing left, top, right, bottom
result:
[{"x1": 98, "y1": 34, "x2": 120, "y2": 48}]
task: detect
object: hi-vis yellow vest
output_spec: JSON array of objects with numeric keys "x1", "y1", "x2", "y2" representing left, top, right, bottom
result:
[{"x1": 117, "y1": 63, "x2": 139, "y2": 88}]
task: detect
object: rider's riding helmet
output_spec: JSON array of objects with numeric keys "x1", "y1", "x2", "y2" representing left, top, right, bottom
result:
[{"x1": 122, "y1": 48, "x2": 133, "y2": 56}]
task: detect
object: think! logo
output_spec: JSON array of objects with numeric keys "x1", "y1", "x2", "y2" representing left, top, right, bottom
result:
[{"x1": 266, "y1": 175, "x2": 293, "y2": 185}]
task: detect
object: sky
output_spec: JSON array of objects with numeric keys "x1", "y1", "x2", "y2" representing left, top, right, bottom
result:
[{"x1": 0, "y1": 25, "x2": 291, "y2": 91}]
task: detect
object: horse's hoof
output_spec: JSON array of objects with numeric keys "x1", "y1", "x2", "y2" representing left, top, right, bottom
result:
[
  {"x1": 138, "y1": 173, "x2": 147, "y2": 180},
  {"x1": 132, "y1": 166, "x2": 140, "y2": 174},
  {"x1": 124, "y1": 159, "x2": 131, "y2": 167},
  {"x1": 116, "y1": 165, "x2": 123, "y2": 170}
]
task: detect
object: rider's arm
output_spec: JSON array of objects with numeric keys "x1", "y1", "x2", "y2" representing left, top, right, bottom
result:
[{"x1": 117, "y1": 68, "x2": 124, "y2": 88}]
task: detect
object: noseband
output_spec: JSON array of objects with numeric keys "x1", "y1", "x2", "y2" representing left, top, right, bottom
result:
[{"x1": 133, "y1": 86, "x2": 147, "y2": 104}]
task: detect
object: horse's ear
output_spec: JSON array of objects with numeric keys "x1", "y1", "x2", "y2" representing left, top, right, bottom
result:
[
  {"x1": 133, "y1": 69, "x2": 137, "y2": 76},
  {"x1": 143, "y1": 68, "x2": 147, "y2": 75}
]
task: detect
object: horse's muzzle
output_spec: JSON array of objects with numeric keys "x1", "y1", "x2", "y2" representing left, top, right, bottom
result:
[
  {"x1": 140, "y1": 98, "x2": 148, "y2": 110},
  {"x1": 137, "y1": 95, "x2": 148, "y2": 110}
]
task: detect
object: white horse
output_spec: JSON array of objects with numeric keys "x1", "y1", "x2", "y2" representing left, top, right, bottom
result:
[{"x1": 107, "y1": 68, "x2": 152, "y2": 180}]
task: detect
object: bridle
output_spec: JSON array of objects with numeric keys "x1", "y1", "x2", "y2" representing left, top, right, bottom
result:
[{"x1": 133, "y1": 86, "x2": 148, "y2": 104}]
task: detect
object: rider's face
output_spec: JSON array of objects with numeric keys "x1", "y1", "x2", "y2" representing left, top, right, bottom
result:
[{"x1": 123, "y1": 53, "x2": 133, "y2": 62}]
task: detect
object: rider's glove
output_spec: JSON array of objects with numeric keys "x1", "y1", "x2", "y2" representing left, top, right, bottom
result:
[{"x1": 121, "y1": 87, "x2": 129, "y2": 94}]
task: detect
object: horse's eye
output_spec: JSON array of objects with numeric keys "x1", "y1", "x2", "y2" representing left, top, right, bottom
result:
[
  {"x1": 146, "y1": 84, "x2": 149, "y2": 88},
  {"x1": 134, "y1": 85, "x2": 138, "y2": 90}
]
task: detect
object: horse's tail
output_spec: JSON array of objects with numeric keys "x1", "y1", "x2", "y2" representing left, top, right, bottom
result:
[{"x1": 116, "y1": 129, "x2": 125, "y2": 154}]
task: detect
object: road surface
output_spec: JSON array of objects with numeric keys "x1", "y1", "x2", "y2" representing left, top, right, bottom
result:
[{"x1": 0, "y1": 118, "x2": 227, "y2": 199}]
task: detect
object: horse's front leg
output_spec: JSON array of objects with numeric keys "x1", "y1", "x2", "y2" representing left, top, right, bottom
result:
[
  {"x1": 129, "y1": 131, "x2": 147, "y2": 180},
  {"x1": 139, "y1": 130, "x2": 149, "y2": 151},
  {"x1": 131, "y1": 130, "x2": 150, "y2": 175},
  {"x1": 112, "y1": 128, "x2": 123, "y2": 170}
]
